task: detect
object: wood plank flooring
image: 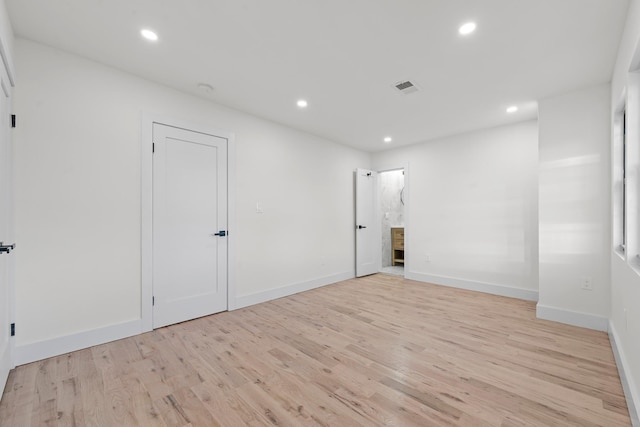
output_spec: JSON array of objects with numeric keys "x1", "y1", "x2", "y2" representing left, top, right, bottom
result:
[{"x1": 0, "y1": 274, "x2": 632, "y2": 426}]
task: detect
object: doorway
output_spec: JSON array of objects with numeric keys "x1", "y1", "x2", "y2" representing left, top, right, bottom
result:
[{"x1": 379, "y1": 169, "x2": 405, "y2": 276}]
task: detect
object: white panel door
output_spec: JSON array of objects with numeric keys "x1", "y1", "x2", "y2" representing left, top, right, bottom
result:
[
  {"x1": 0, "y1": 76, "x2": 12, "y2": 391},
  {"x1": 355, "y1": 168, "x2": 379, "y2": 277},
  {"x1": 153, "y1": 123, "x2": 228, "y2": 328}
]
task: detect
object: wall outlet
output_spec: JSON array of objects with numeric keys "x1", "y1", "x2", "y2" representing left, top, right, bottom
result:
[
  {"x1": 256, "y1": 202, "x2": 264, "y2": 213},
  {"x1": 425, "y1": 253, "x2": 431, "y2": 262},
  {"x1": 581, "y1": 277, "x2": 593, "y2": 291}
]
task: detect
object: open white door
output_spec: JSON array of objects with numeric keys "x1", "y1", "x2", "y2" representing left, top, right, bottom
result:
[
  {"x1": 0, "y1": 73, "x2": 13, "y2": 392},
  {"x1": 355, "y1": 168, "x2": 380, "y2": 277},
  {"x1": 153, "y1": 123, "x2": 228, "y2": 328}
]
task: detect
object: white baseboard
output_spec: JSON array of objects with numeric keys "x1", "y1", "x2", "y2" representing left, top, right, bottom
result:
[
  {"x1": 535, "y1": 304, "x2": 609, "y2": 331},
  {"x1": 609, "y1": 321, "x2": 640, "y2": 427},
  {"x1": 405, "y1": 271, "x2": 539, "y2": 301},
  {"x1": 234, "y1": 271, "x2": 355, "y2": 309},
  {"x1": 15, "y1": 319, "x2": 143, "y2": 365},
  {"x1": 13, "y1": 271, "x2": 355, "y2": 365}
]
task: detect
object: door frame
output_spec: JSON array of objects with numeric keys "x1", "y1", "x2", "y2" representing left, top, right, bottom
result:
[
  {"x1": 374, "y1": 162, "x2": 410, "y2": 275},
  {"x1": 141, "y1": 113, "x2": 236, "y2": 332}
]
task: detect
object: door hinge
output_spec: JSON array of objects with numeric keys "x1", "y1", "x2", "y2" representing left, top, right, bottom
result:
[
  {"x1": 11, "y1": 114, "x2": 15, "y2": 128},
  {"x1": 10, "y1": 323, "x2": 15, "y2": 337},
  {"x1": 152, "y1": 296, "x2": 155, "y2": 306}
]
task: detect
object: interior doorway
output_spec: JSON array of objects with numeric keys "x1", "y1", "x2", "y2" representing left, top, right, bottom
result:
[{"x1": 379, "y1": 169, "x2": 405, "y2": 276}]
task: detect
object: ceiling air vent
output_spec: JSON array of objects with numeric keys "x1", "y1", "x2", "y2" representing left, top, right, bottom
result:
[{"x1": 393, "y1": 79, "x2": 419, "y2": 95}]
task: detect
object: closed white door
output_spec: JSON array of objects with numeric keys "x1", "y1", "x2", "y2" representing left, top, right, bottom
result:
[
  {"x1": 355, "y1": 168, "x2": 379, "y2": 277},
  {"x1": 153, "y1": 123, "x2": 228, "y2": 328},
  {"x1": 0, "y1": 77, "x2": 13, "y2": 391}
]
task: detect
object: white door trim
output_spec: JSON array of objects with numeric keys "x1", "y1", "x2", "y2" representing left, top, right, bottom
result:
[{"x1": 141, "y1": 113, "x2": 236, "y2": 332}]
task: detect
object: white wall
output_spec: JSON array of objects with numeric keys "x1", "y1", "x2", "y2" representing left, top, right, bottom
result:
[
  {"x1": 13, "y1": 39, "x2": 369, "y2": 351},
  {"x1": 610, "y1": 0, "x2": 640, "y2": 423},
  {"x1": 0, "y1": 0, "x2": 14, "y2": 82},
  {"x1": 537, "y1": 84, "x2": 611, "y2": 329},
  {"x1": 372, "y1": 121, "x2": 539, "y2": 299}
]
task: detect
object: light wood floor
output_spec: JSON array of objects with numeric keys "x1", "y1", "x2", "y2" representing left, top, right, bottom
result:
[{"x1": 0, "y1": 274, "x2": 631, "y2": 426}]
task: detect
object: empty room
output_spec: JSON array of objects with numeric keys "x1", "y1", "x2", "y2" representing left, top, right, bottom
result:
[{"x1": 0, "y1": 0, "x2": 639, "y2": 425}]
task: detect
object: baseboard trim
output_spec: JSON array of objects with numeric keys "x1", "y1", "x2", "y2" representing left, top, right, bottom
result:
[
  {"x1": 535, "y1": 304, "x2": 609, "y2": 331},
  {"x1": 15, "y1": 319, "x2": 143, "y2": 365},
  {"x1": 609, "y1": 321, "x2": 640, "y2": 427},
  {"x1": 234, "y1": 271, "x2": 355, "y2": 309},
  {"x1": 13, "y1": 271, "x2": 356, "y2": 365},
  {"x1": 405, "y1": 271, "x2": 539, "y2": 301}
]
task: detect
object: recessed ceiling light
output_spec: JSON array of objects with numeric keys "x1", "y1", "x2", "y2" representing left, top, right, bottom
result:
[
  {"x1": 297, "y1": 99, "x2": 308, "y2": 108},
  {"x1": 383, "y1": 137, "x2": 393, "y2": 143},
  {"x1": 141, "y1": 29, "x2": 158, "y2": 41},
  {"x1": 506, "y1": 105, "x2": 518, "y2": 113},
  {"x1": 459, "y1": 22, "x2": 477, "y2": 36}
]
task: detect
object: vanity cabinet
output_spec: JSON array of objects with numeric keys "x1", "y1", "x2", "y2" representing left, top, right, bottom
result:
[{"x1": 391, "y1": 227, "x2": 404, "y2": 266}]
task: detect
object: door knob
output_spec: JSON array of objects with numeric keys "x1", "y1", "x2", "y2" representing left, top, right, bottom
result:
[
  {"x1": 212, "y1": 230, "x2": 227, "y2": 237},
  {"x1": 0, "y1": 242, "x2": 15, "y2": 254},
  {"x1": 357, "y1": 225, "x2": 367, "y2": 229}
]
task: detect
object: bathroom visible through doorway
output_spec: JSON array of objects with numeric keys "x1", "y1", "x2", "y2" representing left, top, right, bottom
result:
[{"x1": 379, "y1": 169, "x2": 404, "y2": 276}]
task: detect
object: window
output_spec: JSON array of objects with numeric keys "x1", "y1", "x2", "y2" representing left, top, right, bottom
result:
[
  {"x1": 614, "y1": 72, "x2": 640, "y2": 271},
  {"x1": 614, "y1": 101, "x2": 627, "y2": 256}
]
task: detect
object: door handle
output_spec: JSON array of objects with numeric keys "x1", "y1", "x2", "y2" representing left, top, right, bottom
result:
[
  {"x1": 0, "y1": 242, "x2": 15, "y2": 254},
  {"x1": 212, "y1": 230, "x2": 227, "y2": 237},
  {"x1": 357, "y1": 225, "x2": 367, "y2": 229}
]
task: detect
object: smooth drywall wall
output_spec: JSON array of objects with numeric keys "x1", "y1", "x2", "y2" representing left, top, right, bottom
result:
[
  {"x1": 0, "y1": 0, "x2": 14, "y2": 81},
  {"x1": 612, "y1": 0, "x2": 640, "y2": 102},
  {"x1": 13, "y1": 38, "x2": 369, "y2": 346},
  {"x1": 372, "y1": 121, "x2": 539, "y2": 293},
  {"x1": 611, "y1": 0, "x2": 640, "y2": 421},
  {"x1": 538, "y1": 84, "x2": 611, "y2": 320}
]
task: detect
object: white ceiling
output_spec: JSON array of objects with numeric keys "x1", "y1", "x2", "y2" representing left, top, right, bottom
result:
[{"x1": 6, "y1": 0, "x2": 630, "y2": 152}]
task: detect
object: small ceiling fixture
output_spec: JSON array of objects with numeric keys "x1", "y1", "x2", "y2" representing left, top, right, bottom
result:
[
  {"x1": 383, "y1": 137, "x2": 393, "y2": 143},
  {"x1": 197, "y1": 83, "x2": 215, "y2": 94},
  {"x1": 459, "y1": 22, "x2": 477, "y2": 36},
  {"x1": 297, "y1": 99, "x2": 308, "y2": 108},
  {"x1": 506, "y1": 105, "x2": 518, "y2": 113},
  {"x1": 140, "y1": 29, "x2": 158, "y2": 41}
]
